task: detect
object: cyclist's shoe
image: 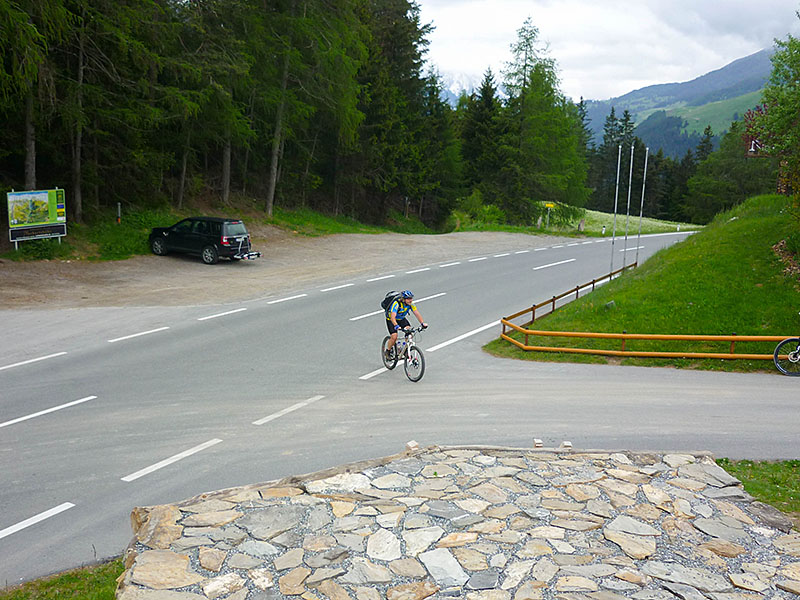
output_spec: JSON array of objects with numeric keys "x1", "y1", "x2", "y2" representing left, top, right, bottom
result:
[{"x1": 384, "y1": 349, "x2": 395, "y2": 361}]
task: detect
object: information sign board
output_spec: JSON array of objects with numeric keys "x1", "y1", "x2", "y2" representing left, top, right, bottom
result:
[{"x1": 7, "y1": 189, "x2": 67, "y2": 242}]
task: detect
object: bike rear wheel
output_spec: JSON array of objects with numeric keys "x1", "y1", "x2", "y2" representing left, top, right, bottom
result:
[
  {"x1": 774, "y1": 337, "x2": 800, "y2": 376},
  {"x1": 404, "y1": 347, "x2": 425, "y2": 382},
  {"x1": 381, "y1": 336, "x2": 398, "y2": 370}
]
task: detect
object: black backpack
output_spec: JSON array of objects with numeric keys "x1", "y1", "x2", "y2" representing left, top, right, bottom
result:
[{"x1": 381, "y1": 290, "x2": 402, "y2": 312}]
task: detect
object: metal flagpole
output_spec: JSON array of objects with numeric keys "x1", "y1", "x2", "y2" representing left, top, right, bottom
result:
[
  {"x1": 609, "y1": 144, "x2": 622, "y2": 276},
  {"x1": 635, "y1": 147, "x2": 650, "y2": 267},
  {"x1": 622, "y1": 144, "x2": 635, "y2": 267}
]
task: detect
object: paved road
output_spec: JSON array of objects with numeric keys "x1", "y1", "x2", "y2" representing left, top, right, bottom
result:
[{"x1": 1, "y1": 230, "x2": 797, "y2": 586}]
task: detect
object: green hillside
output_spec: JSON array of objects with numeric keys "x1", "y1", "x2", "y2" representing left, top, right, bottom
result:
[
  {"x1": 488, "y1": 194, "x2": 797, "y2": 372},
  {"x1": 669, "y1": 90, "x2": 762, "y2": 136}
]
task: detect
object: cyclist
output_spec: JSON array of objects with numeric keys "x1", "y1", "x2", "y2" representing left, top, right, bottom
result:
[{"x1": 385, "y1": 290, "x2": 428, "y2": 359}]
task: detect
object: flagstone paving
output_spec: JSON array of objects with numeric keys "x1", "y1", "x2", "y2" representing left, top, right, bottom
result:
[{"x1": 116, "y1": 445, "x2": 799, "y2": 600}]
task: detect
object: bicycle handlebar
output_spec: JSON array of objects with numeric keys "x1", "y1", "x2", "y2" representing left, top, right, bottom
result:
[{"x1": 401, "y1": 325, "x2": 426, "y2": 335}]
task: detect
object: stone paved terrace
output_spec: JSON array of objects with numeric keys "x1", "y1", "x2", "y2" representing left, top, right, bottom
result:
[{"x1": 116, "y1": 445, "x2": 800, "y2": 600}]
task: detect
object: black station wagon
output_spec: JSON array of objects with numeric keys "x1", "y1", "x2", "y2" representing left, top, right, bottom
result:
[{"x1": 149, "y1": 217, "x2": 261, "y2": 264}]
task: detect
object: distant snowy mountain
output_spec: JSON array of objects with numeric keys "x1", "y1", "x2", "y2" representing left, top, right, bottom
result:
[
  {"x1": 437, "y1": 71, "x2": 481, "y2": 105},
  {"x1": 437, "y1": 71, "x2": 507, "y2": 106}
]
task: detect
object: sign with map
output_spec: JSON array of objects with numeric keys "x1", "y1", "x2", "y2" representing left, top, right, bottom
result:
[{"x1": 7, "y1": 189, "x2": 67, "y2": 242}]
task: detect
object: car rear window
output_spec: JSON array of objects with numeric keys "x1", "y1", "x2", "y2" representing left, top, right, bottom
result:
[{"x1": 223, "y1": 221, "x2": 247, "y2": 236}]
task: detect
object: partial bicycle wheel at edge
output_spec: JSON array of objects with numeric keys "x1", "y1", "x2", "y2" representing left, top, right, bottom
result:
[
  {"x1": 381, "y1": 336, "x2": 398, "y2": 370},
  {"x1": 774, "y1": 337, "x2": 800, "y2": 376},
  {"x1": 404, "y1": 347, "x2": 425, "y2": 382}
]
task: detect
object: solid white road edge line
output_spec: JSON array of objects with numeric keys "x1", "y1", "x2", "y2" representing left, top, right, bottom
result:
[
  {"x1": 427, "y1": 320, "x2": 500, "y2": 353},
  {"x1": 252, "y1": 395, "x2": 325, "y2": 425},
  {"x1": 197, "y1": 308, "x2": 247, "y2": 321},
  {"x1": 108, "y1": 327, "x2": 170, "y2": 343},
  {"x1": 268, "y1": 294, "x2": 308, "y2": 305},
  {"x1": 367, "y1": 275, "x2": 395, "y2": 282},
  {"x1": 0, "y1": 396, "x2": 97, "y2": 430},
  {"x1": 360, "y1": 367, "x2": 388, "y2": 380},
  {"x1": 0, "y1": 352, "x2": 67, "y2": 372},
  {"x1": 533, "y1": 258, "x2": 576, "y2": 271},
  {"x1": 0, "y1": 502, "x2": 76, "y2": 541},
  {"x1": 321, "y1": 284, "x2": 355, "y2": 292},
  {"x1": 349, "y1": 292, "x2": 446, "y2": 321},
  {"x1": 121, "y1": 439, "x2": 223, "y2": 482}
]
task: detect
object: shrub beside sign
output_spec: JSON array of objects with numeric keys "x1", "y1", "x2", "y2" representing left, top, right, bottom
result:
[{"x1": 7, "y1": 189, "x2": 67, "y2": 243}]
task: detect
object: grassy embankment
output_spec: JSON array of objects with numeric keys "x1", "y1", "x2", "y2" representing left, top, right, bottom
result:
[{"x1": 486, "y1": 194, "x2": 797, "y2": 373}]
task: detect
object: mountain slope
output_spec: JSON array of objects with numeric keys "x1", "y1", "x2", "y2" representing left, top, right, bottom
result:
[{"x1": 584, "y1": 49, "x2": 771, "y2": 155}]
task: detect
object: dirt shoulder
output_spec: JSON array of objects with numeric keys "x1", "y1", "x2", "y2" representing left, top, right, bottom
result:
[{"x1": 0, "y1": 228, "x2": 572, "y2": 309}]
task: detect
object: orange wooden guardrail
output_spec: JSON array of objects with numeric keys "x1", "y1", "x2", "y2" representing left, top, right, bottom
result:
[{"x1": 501, "y1": 266, "x2": 787, "y2": 360}]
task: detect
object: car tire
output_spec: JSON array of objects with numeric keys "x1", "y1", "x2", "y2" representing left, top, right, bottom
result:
[
  {"x1": 151, "y1": 238, "x2": 167, "y2": 256},
  {"x1": 201, "y1": 245, "x2": 219, "y2": 265}
]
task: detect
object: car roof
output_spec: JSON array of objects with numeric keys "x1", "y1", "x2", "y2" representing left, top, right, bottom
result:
[{"x1": 187, "y1": 216, "x2": 243, "y2": 224}]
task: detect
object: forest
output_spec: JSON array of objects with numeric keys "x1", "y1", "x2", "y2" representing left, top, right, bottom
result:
[{"x1": 0, "y1": 0, "x2": 789, "y2": 238}]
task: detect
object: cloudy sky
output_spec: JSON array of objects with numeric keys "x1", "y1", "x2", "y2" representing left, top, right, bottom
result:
[{"x1": 417, "y1": 0, "x2": 800, "y2": 100}]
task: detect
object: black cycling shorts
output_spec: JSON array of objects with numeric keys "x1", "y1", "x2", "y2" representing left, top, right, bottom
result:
[{"x1": 387, "y1": 318, "x2": 410, "y2": 335}]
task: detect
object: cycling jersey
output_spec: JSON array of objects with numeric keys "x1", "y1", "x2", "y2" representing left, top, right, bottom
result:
[{"x1": 387, "y1": 299, "x2": 416, "y2": 321}]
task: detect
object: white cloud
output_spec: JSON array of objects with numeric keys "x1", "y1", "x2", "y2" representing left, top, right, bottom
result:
[{"x1": 418, "y1": 0, "x2": 800, "y2": 99}]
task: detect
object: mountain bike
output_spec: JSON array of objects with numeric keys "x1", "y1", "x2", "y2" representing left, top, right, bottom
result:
[
  {"x1": 381, "y1": 326, "x2": 426, "y2": 382},
  {"x1": 774, "y1": 334, "x2": 800, "y2": 376}
]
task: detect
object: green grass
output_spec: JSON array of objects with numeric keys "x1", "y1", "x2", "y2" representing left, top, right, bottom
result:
[
  {"x1": 717, "y1": 459, "x2": 800, "y2": 528},
  {"x1": 449, "y1": 207, "x2": 698, "y2": 237},
  {"x1": 486, "y1": 194, "x2": 797, "y2": 372},
  {"x1": 635, "y1": 90, "x2": 762, "y2": 137},
  {"x1": 0, "y1": 559, "x2": 123, "y2": 600},
  {"x1": 673, "y1": 91, "x2": 762, "y2": 137},
  {"x1": 267, "y1": 206, "x2": 434, "y2": 236},
  {"x1": 581, "y1": 209, "x2": 696, "y2": 236}
]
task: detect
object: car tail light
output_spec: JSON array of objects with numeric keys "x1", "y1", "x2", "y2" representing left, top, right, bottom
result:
[{"x1": 221, "y1": 236, "x2": 230, "y2": 246}]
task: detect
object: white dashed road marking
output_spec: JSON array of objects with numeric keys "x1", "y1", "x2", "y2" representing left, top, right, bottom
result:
[
  {"x1": 533, "y1": 258, "x2": 576, "y2": 271},
  {"x1": 0, "y1": 352, "x2": 67, "y2": 372},
  {"x1": 108, "y1": 327, "x2": 170, "y2": 343},
  {"x1": 268, "y1": 294, "x2": 308, "y2": 305},
  {"x1": 198, "y1": 308, "x2": 247, "y2": 321},
  {"x1": 252, "y1": 395, "x2": 325, "y2": 425},
  {"x1": 0, "y1": 503, "x2": 75, "y2": 541},
  {"x1": 0, "y1": 396, "x2": 97, "y2": 430},
  {"x1": 121, "y1": 439, "x2": 223, "y2": 482}
]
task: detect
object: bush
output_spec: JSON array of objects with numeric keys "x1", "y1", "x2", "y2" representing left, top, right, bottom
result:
[
  {"x1": 87, "y1": 208, "x2": 174, "y2": 260},
  {"x1": 11, "y1": 238, "x2": 73, "y2": 261},
  {"x1": 785, "y1": 230, "x2": 800, "y2": 255}
]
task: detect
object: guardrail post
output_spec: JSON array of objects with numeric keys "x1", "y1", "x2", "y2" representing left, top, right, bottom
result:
[
  {"x1": 532, "y1": 306, "x2": 536, "y2": 323},
  {"x1": 575, "y1": 285, "x2": 580, "y2": 299},
  {"x1": 552, "y1": 296, "x2": 556, "y2": 312},
  {"x1": 621, "y1": 330, "x2": 627, "y2": 352},
  {"x1": 730, "y1": 332, "x2": 736, "y2": 355},
  {"x1": 592, "y1": 278, "x2": 596, "y2": 291}
]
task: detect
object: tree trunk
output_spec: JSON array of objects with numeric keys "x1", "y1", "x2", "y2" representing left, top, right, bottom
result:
[
  {"x1": 71, "y1": 14, "x2": 86, "y2": 223},
  {"x1": 301, "y1": 130, "x2": 318, "y2": 206},
  {"x1": 222, "y1": 135, "x2": 231, "y2": 205},
  {"x1": 265, "y1": 50, "x2": 290, "y2": 217},
  {"x1": 24, "y1": 88, "x2": 36, "y2": 190},
  {"x1": 178, "y1": 129, "x2": 190, "y2": 209}
]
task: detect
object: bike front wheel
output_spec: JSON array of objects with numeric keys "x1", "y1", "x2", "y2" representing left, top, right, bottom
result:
[
  {"x1": 381, "y1": 336, "x2": 398, "y2": 370},
  {"x1": 774, "y1": 337, "x2": 800, "y2": 376},
  {"x1": 404, "y1": 346, "x2": 425, "y2": 382}
]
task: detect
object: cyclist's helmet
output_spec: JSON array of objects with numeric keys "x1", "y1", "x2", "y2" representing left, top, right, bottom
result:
[{"x1": 401, "y1": 290, "x2": 414, "y2": 299}]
